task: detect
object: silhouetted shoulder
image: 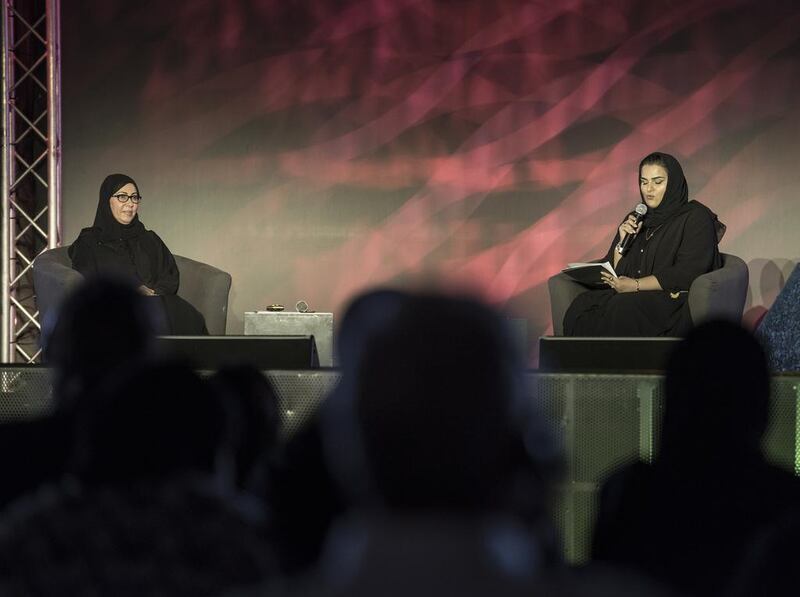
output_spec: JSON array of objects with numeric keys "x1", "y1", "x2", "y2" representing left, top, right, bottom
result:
[{"x1": 593, "y1": 462, "x2": 654, "y2": 532}]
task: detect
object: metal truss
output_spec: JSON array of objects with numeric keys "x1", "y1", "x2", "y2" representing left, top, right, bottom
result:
[{"x1": 1, "y1": 0, "x2": 61, "y2": 363}]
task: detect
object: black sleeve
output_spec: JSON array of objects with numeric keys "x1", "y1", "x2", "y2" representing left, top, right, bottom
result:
[
  {"x1": 652, "y1": 208, "x2": 718, "y2": 292},
  {"x1": 150, "y1": 233, "x2": 180, "y2": 295},
  {"x1": 69, "y1": 236, "x2": 98, "y2": 277}
]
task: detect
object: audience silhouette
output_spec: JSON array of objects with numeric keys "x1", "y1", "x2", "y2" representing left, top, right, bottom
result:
[
  {"x1": 0, "y1": 276, "x2": 795, "y2": 596},
  {"x1": 209, "y1": 364, "x2": 282, "y2": 496},
  {"x1": 69, "y1": 360, "x2": 225, "y2": 485},
  {"x1": 592, "y1": 320, "x2": 800, "y2": 596},
  {"x1": 0, "y1": 276, "x2": 160, "y2": 510},
  {"x1": 0, "y1": 279, "x2": 277, "y2": 595},
  {"x1": 266, "y1": 415, "x2": 346, "y2": 578},
  {"x1": 261, "y1": 291, "x2": 409, "y2": 579},
  {"x1": 305, "y1": 289, "x2": 563, "y2": 596},
  {"x1": 727, "y1": 512, "x2": 800, "y2": 597},
  {"x1": 43, "y1": 274, "x2": 161, "y2": 410}
]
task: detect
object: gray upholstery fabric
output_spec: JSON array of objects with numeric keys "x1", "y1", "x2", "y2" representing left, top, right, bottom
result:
[
  {"x1": 686, "y1": 254, "x2": 749, "y2": 326},
  {"x1": 547, "y1": 253, "x2": 748, "y2": 336},
  {"x1": 548, "y1": 270, "x2": 593, "y2": 337},
  {"x1": 32, "y1": 247, "x2": 232, "y2": 335},
  {"x1": 171, "y1": 255, "x2": 232, "y2": 335},
  {"x1": 32, "y1": 248, "x2": 84, "y2": 334}
]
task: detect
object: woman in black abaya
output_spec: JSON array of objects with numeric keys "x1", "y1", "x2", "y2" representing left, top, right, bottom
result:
[
  {"x1": 69, "y1": 174, "x2": 208, "y2": 335},
  {"x1": 563, "y1": 153, "x2": 722, "y2": 337}
]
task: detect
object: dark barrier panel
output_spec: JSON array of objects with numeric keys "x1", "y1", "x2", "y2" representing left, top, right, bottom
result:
[
  {"x1": 155, "y1": 336, "x2": 320, "y2": 370},
  {"x1": 539, "y1": 337, "x2": 682, "y2": 372}
]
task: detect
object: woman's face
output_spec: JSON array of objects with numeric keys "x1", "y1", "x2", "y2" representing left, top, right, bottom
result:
[
  {"x1": 640, "y1": 164, "x2": 668, "y2": 210},
  {"x1": 108, "y1": 182, "x2": 139, "y2": 225}
]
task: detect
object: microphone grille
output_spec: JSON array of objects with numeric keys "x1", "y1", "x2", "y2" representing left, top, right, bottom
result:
[{"x1": 635, "y1": 203, "x2": 648, "y2": 216}]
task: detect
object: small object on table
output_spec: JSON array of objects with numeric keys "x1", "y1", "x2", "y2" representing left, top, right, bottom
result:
[{"x1": 265, "y1": 304, "x2": 285, "y2": 312}]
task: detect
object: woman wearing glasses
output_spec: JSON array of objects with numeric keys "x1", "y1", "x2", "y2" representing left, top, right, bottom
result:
[{"x1": 69, "y1": 173, "x2": 207, "y2": 334}]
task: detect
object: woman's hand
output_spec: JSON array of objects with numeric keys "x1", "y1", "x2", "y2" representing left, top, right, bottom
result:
[
  {"x1": 618, "y1": 214, "x2": 643, "y2": 244},
  {"x1": 601, "y1": 273, "x2": 638, "y2": 293},
  {"x1": 138, "y1": 285, "x2": 156, "y2": 296}
]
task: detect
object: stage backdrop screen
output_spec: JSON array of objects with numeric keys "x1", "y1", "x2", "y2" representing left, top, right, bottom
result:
[{"x1": 62, "y1": 1, "x2": 800, "y2": 363}]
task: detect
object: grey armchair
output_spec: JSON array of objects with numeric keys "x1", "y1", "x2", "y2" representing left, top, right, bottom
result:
[
  {"x1": 547, "y1": 253, "x2": 749, "y2": 335},
  {"x1": 33, "y1": 247, "x2": 232, "y2": 335}
]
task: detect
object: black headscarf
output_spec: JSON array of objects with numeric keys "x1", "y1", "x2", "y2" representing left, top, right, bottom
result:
[
  {"x1": 69, "y1": 173, "x2": 174, "y2": 293},
  {"x1": 639, "y1": 153, "x2": 689, "y2": 230},
  {"x1": 638, "y1": 153, "x2": 726, "y2": 242},
  {"x1": 94, "y1": 173, "x2": 146, "y2": 242}
]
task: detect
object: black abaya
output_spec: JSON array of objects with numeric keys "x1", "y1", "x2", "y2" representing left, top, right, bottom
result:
[
  {"x1": 564, "y1": 154, "x2": 722, "y2": 337},
  {"x1": 69, "y1": 174, "x2": 207, "y2": 335}
]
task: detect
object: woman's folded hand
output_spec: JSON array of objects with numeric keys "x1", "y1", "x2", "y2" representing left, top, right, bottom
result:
[{"x1": 600, "y1": 273, "x2": 638, "y2": 293}]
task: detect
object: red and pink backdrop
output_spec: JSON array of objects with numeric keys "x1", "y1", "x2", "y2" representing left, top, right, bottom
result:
[{"x1": 62, "y1": 1, "x2": 800, "y2": 363}]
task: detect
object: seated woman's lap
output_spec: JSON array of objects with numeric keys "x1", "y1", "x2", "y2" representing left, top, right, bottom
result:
[
  {"x1": 565, "y1": 290, "x2": 686, "y2": 337},
  {"x1": 146, "y1": 295, "x2": 208, "y2": 335}
]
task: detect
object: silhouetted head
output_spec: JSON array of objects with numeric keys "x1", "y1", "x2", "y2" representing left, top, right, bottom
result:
[
  {"x1": 660, "y1": 320, "x2": 770, "y2": 464},
  {"x1": 267, "y1": 416, "x2": 346, "y2": 576},
  {"x1": 43, "y1": 275, "x2": 160, "y2": 410},
  {"x1": 70, "y1": 360, "x2": 225, "y2": 486},
  {"x1": 210, "y1": 364, "x2": 282, "y2": 492},
  {"x1": 323, "y1": 289, "x2": 560, "y2": 514}
]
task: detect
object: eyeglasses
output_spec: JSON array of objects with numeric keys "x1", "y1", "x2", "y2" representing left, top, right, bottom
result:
[{"x1": 112, "y1": 193, "x2": 142, "y2": 204}]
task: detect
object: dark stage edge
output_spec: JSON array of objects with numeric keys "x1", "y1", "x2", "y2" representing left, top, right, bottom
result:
[
  {"x1": 1, "y1": 367, "x2": 798, "y2": 564},
  {"x1": 538, "y1": 336, "x2": 683, "y2": 372}
]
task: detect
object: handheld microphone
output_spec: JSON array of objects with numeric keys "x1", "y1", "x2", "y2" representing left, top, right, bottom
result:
[{"x1": 616, "y1": 203, "x2": 648, "y2": 255}]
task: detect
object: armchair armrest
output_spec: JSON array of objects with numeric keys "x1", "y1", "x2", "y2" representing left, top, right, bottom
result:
[
  {"x1": 174, "y1": 255, "x2": 232, "y2": 335},
  {"x1": 688, "y1": 253, "x2": 748, "y2": 325},
  {"x1": 32, "y1": 248, "x2": 84, "y2": 329},
  {"x1": 548, "y1": 273, "x2": 592, "y2": 336}
]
